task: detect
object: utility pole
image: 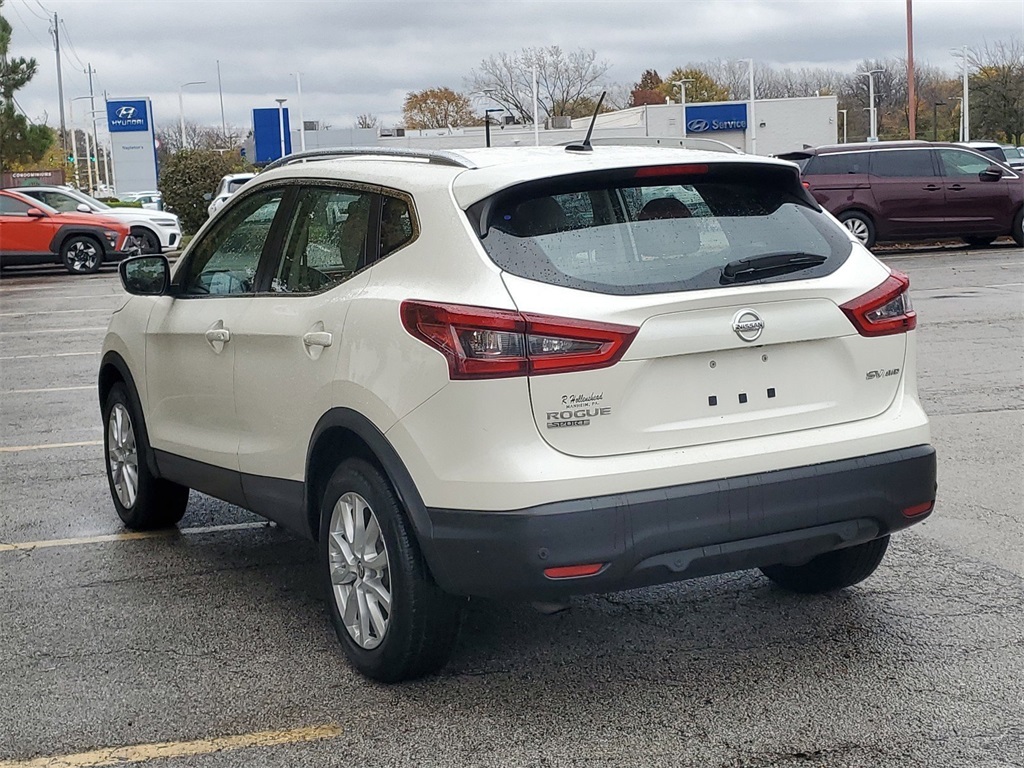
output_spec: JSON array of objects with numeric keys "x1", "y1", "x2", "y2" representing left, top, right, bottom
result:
[
  {"x1": 51, "y1": 14, "x2": 67, "y2": 158},
  {"x1": 86, "y1": 64, "x2": 101, "y2": 188},
  {"x1": 217, "y1": 60, "x2": 227, "y2": 144},
  {"x1": 295, "y1": 72, "x2": 306, "y2": 152},
  {"x1": 906, "y1": 0, "x2": 916, "y2": 139},
  {"x1": 961, "y1": 45, "x2": 970, "y2": 142}
]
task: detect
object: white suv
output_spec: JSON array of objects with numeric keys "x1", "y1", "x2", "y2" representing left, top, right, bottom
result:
[
  {"x1": 15, "y1": 186, "x2": 182, "y2": 253},
  {"x1": 100, "y1": 146, "x2": 936, "y2": 682}
]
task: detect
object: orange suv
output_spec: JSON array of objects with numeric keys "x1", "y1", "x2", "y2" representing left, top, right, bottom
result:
[{"x1": 0, "y1": 189, "x2": 134, "y2": 274}]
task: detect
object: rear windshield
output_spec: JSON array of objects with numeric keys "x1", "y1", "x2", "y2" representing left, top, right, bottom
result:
[{"x1": 469, "y1": 165, "x2": 851, "y2": 296}]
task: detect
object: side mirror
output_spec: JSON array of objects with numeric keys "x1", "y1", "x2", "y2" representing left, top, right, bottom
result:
[
  {"x1": 980, "y1": 165, "x2": 1004, "y2": 181},
  {"x1": 119, "y1": 255, "x2": 171, "y2": 296},
  {"x1": 202, "y1": 192, "x2": 213, "y2": 201},
  {"x1": 26, "y1": 207, "x2": 46, "y2": 218},
  {"x1": 76, "y1": 203, "x2": 92, "y2": 213}
]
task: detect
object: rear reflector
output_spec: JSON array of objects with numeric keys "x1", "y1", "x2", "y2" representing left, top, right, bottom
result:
[
  {"x1": 840, "y1": 270, "x2": 917, "y2": 337},
  {"x1": 543, "y1": 563, "x2": 605, "y2": 579},
  {"x1": 634, "y1": 164, "x2": 708, "y2": 178},
  {"x1": 401, "y1": 300, "x2": 637, "y2": 380},
  {"x1": 902, "y1": 501, "x2": 934, "y2": 518}
]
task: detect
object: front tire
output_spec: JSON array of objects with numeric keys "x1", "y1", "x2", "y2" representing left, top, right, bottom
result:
[
  {"x1": 133, "y1": 228, "x2": 161, "y2": 254},
  {"x1": 319, "y1": 458, "x2": 461, "y2": 682},
  {"x1": 61, "y1": 235, "x2": 103, "y2": 274},
  {"x1": 838, "y1": 211, "x2": 876, "y2": 250},
  {"x1": 1013, "y1": 208, "x2": 1024, "y2": 248},
  {"x1": 102, "y1": 382, "x2": 189, "y2": 529},
  {"x1": 760, "y1": 536, "x2": 890, "y2": 594}
]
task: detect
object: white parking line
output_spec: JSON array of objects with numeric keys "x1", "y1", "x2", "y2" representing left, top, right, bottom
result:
[
  {"x1": 0, "y1": 522, "x2": 273, "y2": 552},
  {"x1": 0, "y1": 351, "x2": 99, "y2": 360},
  {"x1": 0, "y1": 440, "x2": 102, "y2": 453},
  {"x1": 0, "y1": 294, "x2": 123, "y2": 302},
  {"x1": 0, "y1": 308, "x2": 113, "y2": 318},
  {"x1": 3, "y1": 386, "x2": 93, "y2": 394},
  {"x1": 0, "y1": 327, "x2": 107, "y2": 335}
]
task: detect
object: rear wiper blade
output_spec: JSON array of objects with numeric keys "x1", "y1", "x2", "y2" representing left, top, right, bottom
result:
[{"x1": 721, "y1": 252, "x2": 827, "y2": 284}]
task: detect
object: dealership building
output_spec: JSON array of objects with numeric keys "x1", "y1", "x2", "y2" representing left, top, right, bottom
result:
[{"x1": 267, "y1": 95, "x2": 839, "y2": 161}]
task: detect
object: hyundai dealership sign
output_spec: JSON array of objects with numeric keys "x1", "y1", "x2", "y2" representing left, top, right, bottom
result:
[
  {"x1": 106, "y1": 98, "x2": 157, "y2": 194},
  {"x1": 684, "y1": 103, "x2": 748, "y2": 133}
]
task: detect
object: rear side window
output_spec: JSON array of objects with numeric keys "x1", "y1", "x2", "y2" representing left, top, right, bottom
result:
[
  {"x1": 471, "y1": 165, "x2": 851, "y2": 296},
  {"x1": 805, "y1": 152, "x2": 871, "y2": 175},
  {"x1": 870, "y1": 149, "x2": 936, "y2": 177}
]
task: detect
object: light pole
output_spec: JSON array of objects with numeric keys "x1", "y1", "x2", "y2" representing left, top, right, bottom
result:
[
  {"x1": 275, "y1": 98, "x2": 288, "y2": 159},
  {"x1": 293, "y1": 73, "x2": 306, "y2": 151},
  {"x1": 178, "y1": 81, "x2": 206, "y2": 150},
  {"x1": 858, "y1": 69, "x2": 884, "y2": 141},
  {"x1": 838, "y1": 109, "x2": 847, "y2": 143},
  {"x1": 952, "y1": 46, "x2": 970, "y2": 141},
  {"x1": 950, "y1": 96, "x2": 964, "y2": 142},
  {"x1": 738, "y1": 59, "x2": 756, "y2": 153},
  {"x1": 88, "y1": 111, "x2": 112, "y2": 192},
  {"x1": 932, "y1": 101, "x2": 946, "y2": 141},
  {"x1": 484, "y1": 108, "x2": 503, "y2": 147},
  {"x1": 674, "y1": 79, "x2": 695, "y2": 137},
  {"x1": 70, "y1": 96, "x2": 93, "y2": 191}
]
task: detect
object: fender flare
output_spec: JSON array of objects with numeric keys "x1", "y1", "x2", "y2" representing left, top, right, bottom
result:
[{"x1": 98, "y1": 351, "x2": 159, "y2": 477}]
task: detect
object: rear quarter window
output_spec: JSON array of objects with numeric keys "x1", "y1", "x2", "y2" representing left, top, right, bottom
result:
[{"x1": 469, "y1": 164, "x2": 851, "y2": 296}]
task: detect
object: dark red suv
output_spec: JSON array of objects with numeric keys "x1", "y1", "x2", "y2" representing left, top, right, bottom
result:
[{"x1": 778, "y1": 141, "x2": 1024, "y2": 249}]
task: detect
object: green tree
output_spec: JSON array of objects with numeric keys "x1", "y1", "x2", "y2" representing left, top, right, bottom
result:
[
  {"x1": 657, "y1": 68, "x2": 729, "y2": 104},
  {"x1": 0, "y1": 0, "x2": 53, "y2": 172},
  {"x1": 159, "y1": 149, "x2": 248, "y2": 235},
  {"x1": 402, "y1": 87, "x2": 477, "y2": 130},
  {"x1": 968, "y1": 40, "x2": 1024, "y2": 144}
]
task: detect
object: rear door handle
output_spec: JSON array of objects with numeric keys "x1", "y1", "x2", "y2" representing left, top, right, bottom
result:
[
  {"x1": 205, "y1": 328, "x2": 231, "y2": 343},
  {"x1": 302, "y1": 331, "x2": 333, "y2": 348},
  {"x1": 922, "y1": 184, "x2": 941, "y2": 191},
  {"x1": 948, "y1": 184, "x2": 967, "y2": 191}
]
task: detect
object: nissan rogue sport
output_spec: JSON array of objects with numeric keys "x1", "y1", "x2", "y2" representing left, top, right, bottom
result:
[{"x1": 100, "y1": 145, "x2": 937, "y2": 682}]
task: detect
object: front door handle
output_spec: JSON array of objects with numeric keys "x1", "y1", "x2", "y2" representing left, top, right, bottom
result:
[
  {"x1": 948, "y1": 184, "x2": 967, "y2": 191},
  {"x1": 303, "y1": 331, "x2": 333, "y2": 348},
  {"x1": 205, "y1": 328, "x2": 231, "y2": 344},
  {"x1": 922, "y1": 184, "x2": 941, "y2": 191}
]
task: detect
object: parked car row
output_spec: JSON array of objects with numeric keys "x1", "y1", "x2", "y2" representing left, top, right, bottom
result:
[{"x1": 777, "y1": 141, "x2": 1024, "y2": 249}]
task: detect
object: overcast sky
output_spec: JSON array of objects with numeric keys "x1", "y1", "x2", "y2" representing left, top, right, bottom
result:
[{"x1": 8, "y1": 0, "x2": 1023, "y2": 135}]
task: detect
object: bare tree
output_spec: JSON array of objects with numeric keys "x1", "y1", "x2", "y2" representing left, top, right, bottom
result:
[
  {"x1": 355, "y1": 113, "x2": 379, "y2": 129},
  {"x1": 466, "y1": 46, "x2": 611, "y2": 123}
]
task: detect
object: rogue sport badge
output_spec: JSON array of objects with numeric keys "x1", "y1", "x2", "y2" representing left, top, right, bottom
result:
[
  {"x1": 732, "y1": 308, "x2": 764, "y2": 342},
  {"x1": 116, "y1": 106, "x2": 137, "y2": 119}
]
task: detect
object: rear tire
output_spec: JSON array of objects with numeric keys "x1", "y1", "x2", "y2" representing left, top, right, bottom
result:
[
  {"x1": 838, "y1": 211, "x2": 876, "y2": 249},
  {"x1": 61, "y1": 235, "x2": 103, "y2": 274},
  {"x1": 1013, "y1": 208, "x2": 1023, "y2": 248},
  {"x1": 760, "y1": 536, "x2": 890, "y2": 594},
  {"x1": 320, "y1": 458, "x2": 461, "y2": 682},
  {"x1": 102, "y1": 382, "x2": 189, "y2": 529}
]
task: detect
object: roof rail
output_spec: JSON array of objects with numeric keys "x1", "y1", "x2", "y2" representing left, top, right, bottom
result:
[
  {"x1": 571, "y1": 136, "x2": 743, "y2": 154},
  {"x1": 261, "y1": 146, "x2": 478, "y2": 172}
]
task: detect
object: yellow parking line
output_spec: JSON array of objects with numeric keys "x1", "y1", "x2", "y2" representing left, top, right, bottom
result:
[
  {"x1": 0, "y1": 440, "x2": 102, "y2": 453},
  {"x1": 0, "y1": 522, "x2": 270, "y2": 552},
  {"x1": 0, "y1": 724, "x2": 342, "y2": 768}
]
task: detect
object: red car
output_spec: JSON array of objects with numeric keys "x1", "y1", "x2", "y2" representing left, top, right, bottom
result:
[
  {"x1": 0, "y1": 188, "x2": 135, "y2": 274},
  {"x1": 777, "y1": 141, "x2": 1024, "y2": 249}
]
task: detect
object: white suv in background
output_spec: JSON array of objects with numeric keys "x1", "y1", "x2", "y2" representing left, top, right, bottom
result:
[
  {"x1": 206, "y1": 172, "x2": 255, "y2": 217},
  {"x1": 14, "y1": 186, "x2": 182, "y2": 253},
  {"x1": 100, "y1": 146, "x2": 936, "y2": 682}
]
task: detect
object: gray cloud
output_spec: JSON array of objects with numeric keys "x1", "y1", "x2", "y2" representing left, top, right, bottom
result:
[{"x1": 10, "y1": 0, "x2": 1022, "y2": 133}]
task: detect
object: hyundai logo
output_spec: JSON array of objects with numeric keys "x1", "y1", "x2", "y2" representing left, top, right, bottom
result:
[
  {"x1": 687, "y1": 118, "x2": 710, "y2": 133},
  {"x1": 116, "y1": 106, "x2": 137, "y2": 119},
  {"x1": 732, "y1": 309, "x2": 764, "y2": 342}
]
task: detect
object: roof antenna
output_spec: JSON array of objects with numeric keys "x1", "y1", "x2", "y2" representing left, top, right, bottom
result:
[{"x1": 565, "y1": 91, "x2": 606, "y2": 153}]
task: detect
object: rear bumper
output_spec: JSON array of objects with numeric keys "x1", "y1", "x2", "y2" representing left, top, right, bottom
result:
[{"x1": 420, "y1": 445, "x2": 936, "y2": 599}]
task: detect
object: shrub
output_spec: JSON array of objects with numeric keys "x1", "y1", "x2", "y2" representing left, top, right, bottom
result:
[{"x1": 159, "y1": 149, "x2": 249, "y2": 234}]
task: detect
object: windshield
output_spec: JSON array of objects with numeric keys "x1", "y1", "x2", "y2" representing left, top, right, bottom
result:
[{"x1": 470, "y1": 165, "x2": 850, "y2": 296}]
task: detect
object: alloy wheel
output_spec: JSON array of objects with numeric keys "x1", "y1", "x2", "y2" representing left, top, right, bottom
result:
[
  {"x1": 67, "y1": 240, "x2": 100, "y2": 271},
  {"x1": 843, "y1": 218, "x2": 870, "y2": 245},
  {"x1": 107, "y1": 403, "x2": 139, "y2": 508},
  {"x1": 328, "y1": 491, "x2": 392, "y2": 649}
]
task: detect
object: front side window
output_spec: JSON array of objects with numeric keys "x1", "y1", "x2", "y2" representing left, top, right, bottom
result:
[
  {"x1": 938, "y1": 149, "x2": 994, "y2": 177},
  {"x1": 870, "y1": 149, "x2": 936, "y2": 178},
  {"x1": 269, "y1": 186, "x2": 375, "y2": 294},
  {"x1": 0, "y1": 195, "x2": 33, "y2": 216},
  {"x1": 179, "y1": 188, "x2": 283, "y2": 296},
  {"x1": 472, "y1": 165, "x2": 850, "y2": 296}
]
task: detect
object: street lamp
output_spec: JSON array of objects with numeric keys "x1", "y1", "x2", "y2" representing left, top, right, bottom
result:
[
  {"x1": 275, "y1": 98, "x2": 288, "y2": 159},
  {"x1": 178, "y1": 81, "x2": 206, "y2": 150},
  {"x1": 484, "y1": 108, "x2": 504, "y2": 148},
  {"x1": 674, "y1": 79, "x2": 695, "y2": 138},
  {"x1": 932, "y1": 101, "x2": 947, "y2": 141},
  {"x1": 838, "y1": 108, "x2": 848, "y2": 143},
  {"x1": 70, "y1": 96, "x2": 94, "y2": 192},
  {"x1": 951, "y1": 46, "x2": 969, "y2": 141},
  {"x1": 858, "y1": 69, "x2": 884, "y2": 141}
]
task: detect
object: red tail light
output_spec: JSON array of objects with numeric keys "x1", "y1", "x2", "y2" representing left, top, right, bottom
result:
[
  {"x1": 544, "y1": 563, "x2": 605, "y2": 579},
  {"x1": 400, "y1": 300, "x2": 637, "y2": 380},
  {"x1": 840, "y1": 270, "x2": 917, "y2": 337},
  {"x1": 634, "y1": 164, "x2": 708, "y2": 178}
]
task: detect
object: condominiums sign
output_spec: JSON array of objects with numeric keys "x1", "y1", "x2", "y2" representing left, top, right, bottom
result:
[{"x1": 106, "y1": 98, "x2": 157, "y2": 195}]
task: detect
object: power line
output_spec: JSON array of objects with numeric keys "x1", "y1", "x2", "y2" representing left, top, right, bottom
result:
[
  {"x1": 60, "y1": 20, "x2": 87, "y2": 70},
  {"x1": 34, "y1": 0, "x2": 53, "y2": 17},
  {"x1": 8, "y1": 1, "x2": 47, "y2": 46},
  {"x1": 17, "y1": 0, "x2": 49, "y2": 21}
]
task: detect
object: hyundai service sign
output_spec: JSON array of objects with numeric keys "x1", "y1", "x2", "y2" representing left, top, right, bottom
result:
[
  {"x1": 106, "y1": 98, "x2": 157, "y2": 194},
  {"x1": 107, "y1": 100, "x2": 150, "y2": 133},
  {"x1": 684, "y1": 103, "x2": 748, "y2": 133}
]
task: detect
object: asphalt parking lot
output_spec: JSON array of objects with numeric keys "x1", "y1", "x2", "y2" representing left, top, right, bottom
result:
[{"x1": 1, "y1": 244, "x2": 1022, "y2": 767}]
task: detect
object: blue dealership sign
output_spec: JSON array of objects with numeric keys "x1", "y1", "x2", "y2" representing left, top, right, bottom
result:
[
  {"x1": 107, "y1": 99, "x2": 150, "y2": 133},
  {"x1": 684, "y1": 103, "x2": 747, "y2": 133},
  {"x1": 253, "y1": 107, "x2": 292, "y2": 164}
]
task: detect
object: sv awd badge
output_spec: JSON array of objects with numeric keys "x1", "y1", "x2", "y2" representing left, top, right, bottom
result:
[{"x1": 732, "y1": 308, "x2": 764, "y2": 342}]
